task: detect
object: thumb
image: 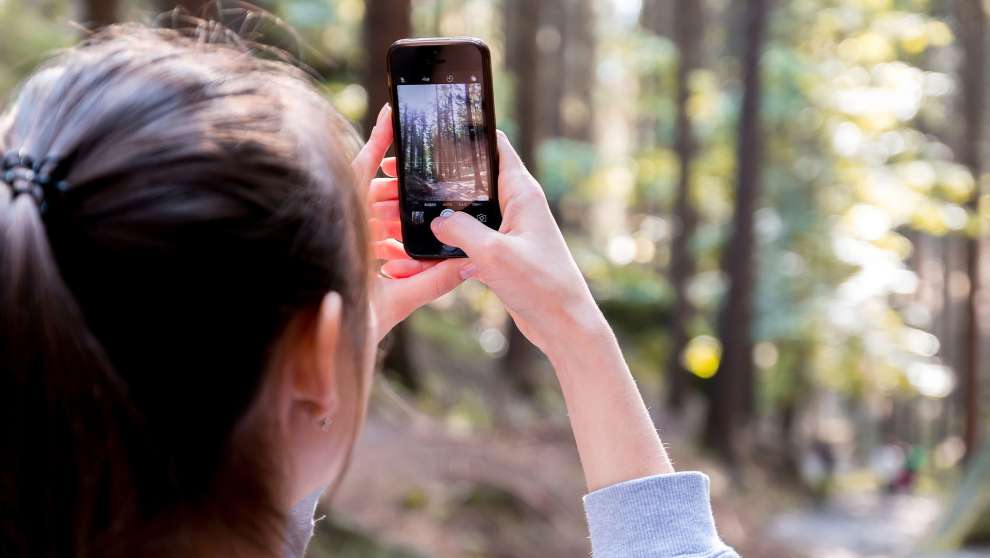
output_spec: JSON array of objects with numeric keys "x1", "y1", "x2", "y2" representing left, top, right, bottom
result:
[
  {"x1": 496, "y1": 130, "x2": 527, "y2": 176},
  {"x1": 375, "y1": 258, "x2": 468, "y2": 339},
  {"x1": 352, "y1": 104, "x2": 393, "y2": 187},
  {"x1": 431, "y1": 211, "x2": 499, "y2": 256}
]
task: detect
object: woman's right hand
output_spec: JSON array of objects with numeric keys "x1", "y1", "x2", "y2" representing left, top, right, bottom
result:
[
  {"x1": 430, "y1": 131, "x2": 609, "y2": 359},
  {"x1": 435, "y1": 133, "x2": 673, "y2": 492}
]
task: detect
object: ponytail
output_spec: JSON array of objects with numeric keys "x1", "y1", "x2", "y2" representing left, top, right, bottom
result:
[
  {"x1": 1, "y1": 23, "x2": 371, "y2": 556},
  {"x1": 0, "y1": 171, "x2": 133, "y2": 556}
]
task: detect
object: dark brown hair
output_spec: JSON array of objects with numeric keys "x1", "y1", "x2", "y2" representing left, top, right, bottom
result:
[{"x1": 0, "y1": 24, "x2": 369, "y2": 557}]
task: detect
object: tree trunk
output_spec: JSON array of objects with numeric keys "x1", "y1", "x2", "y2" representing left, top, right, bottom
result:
[
  {"x1": 638, "y1": 0, "x2": 675, "y2": 149},
  {"x1": 435, "y1": 85, "x2": 445, "y2": 180},
  {"x1": 956, "y1": 0, "x2": 985, "y2": 460},
  {"x1": 665, "y1": 0, "x2": 704, "y2": 411},
  {"x1": 703, "y1": 0, "x2": 770, "y2": 466},
  {"x1": 561, "y1": 0, "x2": 595, "y2": 142},
  {"x1": 465, "y1": 83, "x2": 484, "y2": 189},
  {"x1": 153, "y1": 0, "x2": 228, "y2": 18},
  {"x1": 640, "y1": 0, "x2": 674, "y2": 38},
  {"x1": 364, "y1": 0, "x2": 416, "y2": 392},
  {"x1": 500, "y1": 0, "x2": 543, "y2": 396},
  {"x1": 538, "y1": 0, "x2": 566, "y2": 139},
  {"x1": 363, "y1": 0, "x2": 412, "y2": 136},
  {"x1": 77, "y1": 0, "x2": 118, "y2": 30}
]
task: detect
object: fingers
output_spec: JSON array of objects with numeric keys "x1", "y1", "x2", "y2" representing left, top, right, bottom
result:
[
  {"x1": 371, "y1": 200, "x2": 400, "y2": 222},
  {"x1": 381, "y1": 258, "x2": 437, "y2": 278},
  {"x1": 496, "y1": 130, "x2": 526, "y2": 176},
  {"x1": 369, "y1": 177, "x2": 399, "y2": 204},
  {"x1": 495, "y1": 130, "x2": 544, "y2": 214},
  {"x1": 351, "y1": 104, "x2": 393, "y2": 187},
  {"x1": 371, "y1": 218, "x2": 403, "y2": 242},
  {"x1": 374, "y1": 238, "x2": 408, "y2": 261},
  {"x1": 382, "y1": 259, "x2": 468, "y2": 312},
  {"x1": 374, "y1": 258, "x2": 469, "y2": 338},
  {"x1": 431, "y1": 211, "x2": 500, "y2": 256},
  {"x1": 381, "y1": 157, "x2": 397, "y2": 178}
]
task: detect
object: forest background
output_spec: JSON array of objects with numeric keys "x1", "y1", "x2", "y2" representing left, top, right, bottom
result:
[{"x1": 3, "y1": 0, "x2": 990, "y2": 556}]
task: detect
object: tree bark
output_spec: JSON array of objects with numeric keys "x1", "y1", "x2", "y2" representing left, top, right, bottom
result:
[
  {"x1": 561, "y1": 0, "x2": 595, "y2": 142},
  {"x1": 465, "y1": 83, "x2": 484, "y2": 189},
  {"x1": 364, "y1": 0, "x2": 416, "y2": 392},
  {"x1": 500, "y1": 0, "x2": 543, "y2": 396},
  {"x1": 956, "y1": 0, "x2": 985, "y2": 460},
  {"x1": 640, "y1": 0, "x2": 674, "y2": 38},
  {"x1": 157, "y1": 0, "x2": 208, "y2": 14},
  {"x1": 665, "y1": 0, "x2": 705, "y2": 411},
  {"x1": 363, "y1": 0, "x2": 412, "y2": 137},
  {"x1": 703, "y1": 0, "x2": 770, "y2": 466},
  {"x1": 77, "y1": 0, "x2": 118, "y2": 30}
]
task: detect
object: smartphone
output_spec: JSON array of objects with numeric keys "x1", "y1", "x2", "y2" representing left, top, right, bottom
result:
[{"x1": 387, "y1": 37, "x2": 502, "y2": 259}]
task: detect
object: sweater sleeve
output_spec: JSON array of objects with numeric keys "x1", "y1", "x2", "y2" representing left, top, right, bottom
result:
[
  {"x1": 285, "y1": 485, "x2": 327, "y2": 558},
  {"x1": 582, "y1": 471, "x2": 739, "y2": 558}
]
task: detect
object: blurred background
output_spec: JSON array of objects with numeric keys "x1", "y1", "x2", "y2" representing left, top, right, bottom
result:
[{"x1": 4, "y1": 0, "x2": 990, "y2": 556}]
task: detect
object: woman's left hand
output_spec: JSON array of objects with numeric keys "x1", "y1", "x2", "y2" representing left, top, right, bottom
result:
[{"x1": 352, "y1": 104, "x2": 469, "y2": 342}]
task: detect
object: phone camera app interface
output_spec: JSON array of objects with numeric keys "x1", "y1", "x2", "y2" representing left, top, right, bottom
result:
[{"x1": 397, "y1": 75, "x2": 491, "y2": 206}]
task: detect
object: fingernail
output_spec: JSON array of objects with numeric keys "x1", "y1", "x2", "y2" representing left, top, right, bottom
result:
[
  {"x1": 378, "y1": 103, "x2": 390, "y2": 124},
  {"x1": 459, "y1": 263, "x2": 478, "y2": 280},
  {"x1": 431, "y1": 211, "x2": 453, "y2": 230}
]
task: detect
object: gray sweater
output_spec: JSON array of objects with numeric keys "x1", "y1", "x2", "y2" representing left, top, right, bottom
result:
[{"x1": 288, "y1": 471, "x2": 739, "y2": 557}]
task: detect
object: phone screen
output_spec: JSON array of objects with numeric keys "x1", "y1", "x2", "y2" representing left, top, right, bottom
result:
[
  {"x1": 397, "y1": 76, "x2": 491, "y2": 204},
  {"x1": 389, "y1": 40, "x2": 501, "y2": 259}
]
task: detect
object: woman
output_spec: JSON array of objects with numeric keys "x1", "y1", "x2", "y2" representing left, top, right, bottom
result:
[{"x1": 0, "y1": 24, "x2": 738, "y2": 558}]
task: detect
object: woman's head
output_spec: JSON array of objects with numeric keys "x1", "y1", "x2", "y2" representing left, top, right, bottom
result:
[{"x1": 0, "y1": 24, "x2": 374, "y2": 556}]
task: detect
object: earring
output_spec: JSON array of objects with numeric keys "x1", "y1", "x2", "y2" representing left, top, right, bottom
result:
[{"x1": 318, "y1": 416, "x2": 333, "y2": 432}]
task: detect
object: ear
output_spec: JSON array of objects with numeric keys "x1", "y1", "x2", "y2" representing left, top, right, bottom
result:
[{"x1": 290, "y1": 291, "x2": 343, "y2": 418}]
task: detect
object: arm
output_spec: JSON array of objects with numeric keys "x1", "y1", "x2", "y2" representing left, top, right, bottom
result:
[
  {"x1": 431, "y1": 131, "x2": 671, "y2": 490},
  {"x1": 544, "y1": 314, "x2": 672, "y2": 491},
  {"x1": 431, "y1": 131, "x2": 738, "y2": 557}
]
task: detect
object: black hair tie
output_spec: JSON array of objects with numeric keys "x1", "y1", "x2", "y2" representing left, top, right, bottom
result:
[{"x1": 1, "y1": 150, "x2": 71, "y2": 216}]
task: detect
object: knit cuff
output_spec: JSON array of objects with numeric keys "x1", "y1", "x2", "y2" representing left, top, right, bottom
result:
[{"x1": 583, "y1": 471, "x2": 733, "y2": 558}]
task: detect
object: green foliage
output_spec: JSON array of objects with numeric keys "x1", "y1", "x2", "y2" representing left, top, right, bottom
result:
[
  {"x1": 0, "y1": 1, "x2": 71, "y2": 97},
  {"x1": 0, "y1": 0, "x2": 979, "y2": 552},
  {"x1": 308, "y1": 515, "x2": 426, "y2": 558}
]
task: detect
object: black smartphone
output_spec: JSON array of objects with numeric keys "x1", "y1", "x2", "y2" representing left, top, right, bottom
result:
[{"x1": 387, "y1": 37, "x2": 502, "y2": 259}]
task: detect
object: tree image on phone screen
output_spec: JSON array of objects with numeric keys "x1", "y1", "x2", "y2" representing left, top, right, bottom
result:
[{"x1": 397, "y1": 82, "x2": 491, "y2": 203}]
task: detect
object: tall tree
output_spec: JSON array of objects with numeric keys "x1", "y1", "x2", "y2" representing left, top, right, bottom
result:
[
  {"x1": 560, "y1": 0, "x2": 595, "y2": 142},
  {"x1": 364, "y1": 0, "x2": 417, "y2": 392},
  {"x1": 363, "y1": 0, "x2": 411, "y2": 136},
  {"x1": 639, "y1": 0, "x2": 674, "y2": 149},
  {"x1": 465, "y1": 83, "x2": 484, "y2": 189},
  {"x1": 956, "y1": 0, "x2": 985, "y2": 460},
  {"x1": 500, "y1": 0, "x2": 543, "y2": 395},
  {"x1": 155, "y1": 0, "x2": 208, "y2": 13},
  {"x1": 665, "y1": 0, "x2": 705, "y2": 411},
  {"x1": 703, "y1": 0, "x2": 770, "y2": 465},
  {"x1": 77, "y1": 0, "x2": 118, "y2": 29},
  {"x1": 640, "y1": 0, "x2": 674, "y2": 38}
]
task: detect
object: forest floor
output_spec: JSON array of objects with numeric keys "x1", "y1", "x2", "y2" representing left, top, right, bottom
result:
[
  {"x1": 768, "y1": 493, "x2": 945, "y2": 557},
  {"x1": 405, "y1": 174, "x2": 487, "y2": 201},
  {"x1": 314, "y1": 396, "x2": 801, "y2": 558},
  {"x1": 314, "y1": 404, "x2": 990, "y2": 558},
  {"x1": 307, "y1": 331, "x2": 968, "y2": 558}
]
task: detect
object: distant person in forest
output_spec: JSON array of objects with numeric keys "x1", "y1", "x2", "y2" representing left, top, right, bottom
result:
[{"x1": 0, "y1": 24, "x2": 738, "y2": 557}]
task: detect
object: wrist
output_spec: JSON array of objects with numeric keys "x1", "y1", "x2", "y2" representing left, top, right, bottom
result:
[{"x1": 542, "y1": 296, "x2": 615, "y2": 368}]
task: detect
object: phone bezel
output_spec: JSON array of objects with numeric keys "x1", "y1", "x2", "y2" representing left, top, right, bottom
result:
[{"x1": 386, "y1": 37, "x2": 501, "y2": 260}]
